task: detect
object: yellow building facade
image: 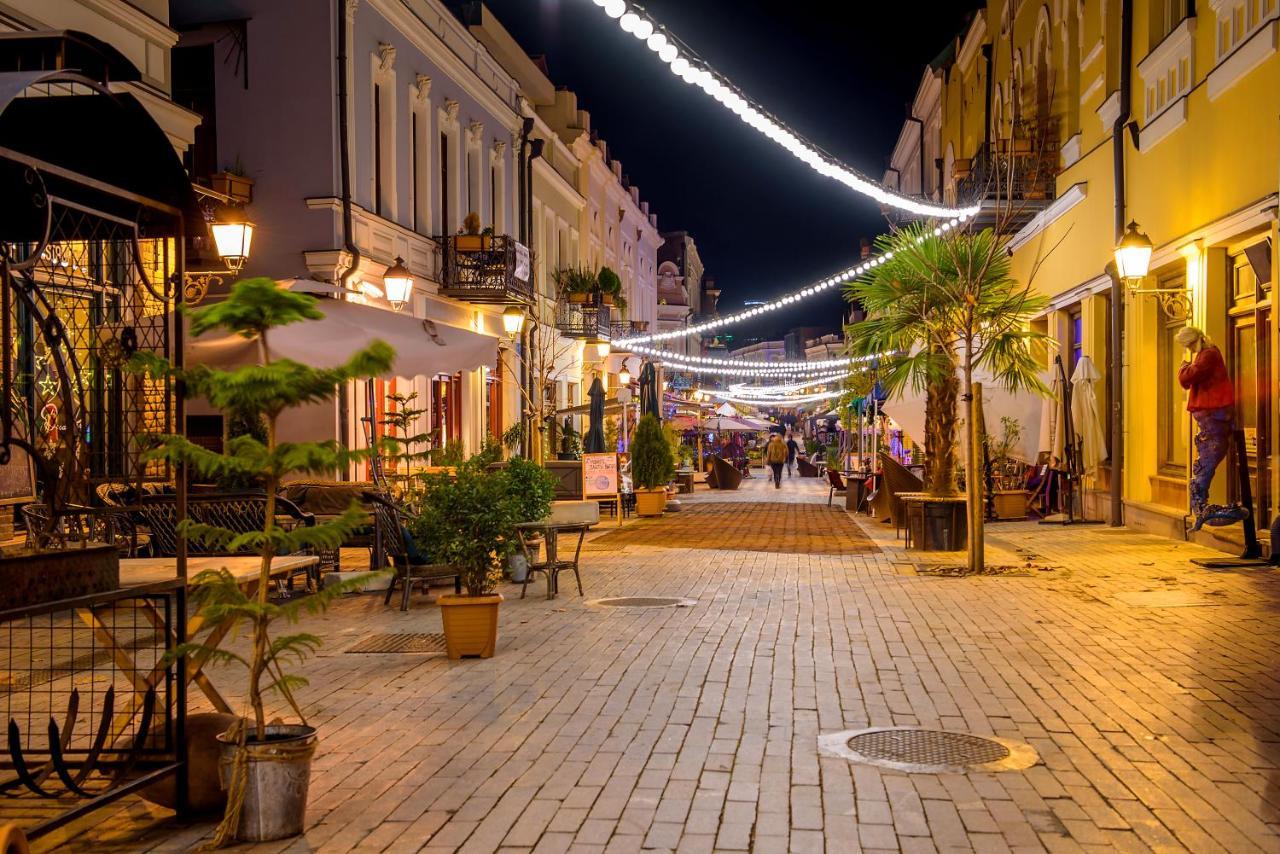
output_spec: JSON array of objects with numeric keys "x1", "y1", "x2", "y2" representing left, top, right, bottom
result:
[{"x1": 887, "y1": 0, "x2": 1279, "y2": 549}]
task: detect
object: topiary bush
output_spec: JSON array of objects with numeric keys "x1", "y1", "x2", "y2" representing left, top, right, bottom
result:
[{"x1": 631, "y1": 413, "x2": 674, "y2": 490}]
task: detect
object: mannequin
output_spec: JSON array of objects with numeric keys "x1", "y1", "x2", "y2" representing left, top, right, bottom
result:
[{"x1": 1177, "y1": 326, "x2": 1248, "y2": 530}]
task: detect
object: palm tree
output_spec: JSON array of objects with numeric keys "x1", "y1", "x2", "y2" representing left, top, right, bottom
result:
[{"x1": 846, "y1": 222, "x2": 1049, "y2": 571}]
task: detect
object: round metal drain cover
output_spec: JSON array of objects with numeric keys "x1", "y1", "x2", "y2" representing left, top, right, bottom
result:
[
  {"x1": 818, "y1": 727, "x2": 1038, "y2": 773},
  {"x1": 588, "y1": 597, "x2": 695, "y2": 608}
]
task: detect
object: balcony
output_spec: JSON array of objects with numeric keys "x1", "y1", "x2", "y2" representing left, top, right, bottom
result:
[
  {"x1": 954, "y1": 121, "x2": 1059, "y2": 231},
  {"x1": 556, "y1": 297, "x2": 612, "y2": 340},
  {"x1": 610, "y1": 319, "x2": 649, "y2": 339},
  {"x1": 439, "y1": 234, "x2": 533, "y2": 305}
]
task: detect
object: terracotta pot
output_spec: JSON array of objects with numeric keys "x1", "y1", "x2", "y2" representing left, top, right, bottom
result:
[
  {"x1": 601, "y1": 294, "x2": 615, "y2": 306},
  {"x1": 992, "y1": 489, "x2": 1029, "y2": 520},
  {"x1": 635, "y1": 487, "x2": 667, "y2": 517},
  {"x1": 568, "y1": 292, "x2": 590, "y2": 304},
  {"x1": 141, "y1": 712, "x2": 241, "y2": 814},
  {"x1": 438, "y1": 593, "x2": 503, "y2": 659}
]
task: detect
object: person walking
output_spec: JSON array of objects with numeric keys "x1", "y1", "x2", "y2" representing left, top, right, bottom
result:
[
  {"x1": 785, "y1": 432, "x2": 799, "y2": 477},
  {"x1": 765, "y1": 432, "x2": 788, "y2": 488}
]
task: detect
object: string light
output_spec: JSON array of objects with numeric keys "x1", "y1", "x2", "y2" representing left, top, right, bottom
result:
[
  {"x1": 587, "y1": 0, "x2": 979, "y2": 220},
  {"x1": 728, "y1": 371, "x2": 850, "y2": 395},
  {"x1": 704, "y1": 388, "x2": 846, "y2": 406},
  {"x1": 614, "y1": 221, "x2": 972, "y2": 347},
  {"x1": 629, "y1": 342, "x2": 877, "y2": 370}
]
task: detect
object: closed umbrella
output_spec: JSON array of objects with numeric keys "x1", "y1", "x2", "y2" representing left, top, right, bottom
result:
[
  {"x1": 639, "y1": 362, "x2": 660, "y2": 421},
  {"x1": 1070, "y1": 355, "x2": 1107, "y2": 474},
  {"x1": 584, "y1": 376, "x2": 606, "y2": 453}
]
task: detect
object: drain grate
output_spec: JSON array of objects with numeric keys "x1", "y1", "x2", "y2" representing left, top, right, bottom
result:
[
  {"x1": 849, "y1": 729, "x2": 1009, "y2": 766},
  {"x1": 588, "y1": 597, "x2": 695, "y2": 608},
  {"x1": 346, "y1": 633, "x2": 447, "y2": 654},
  {"x1": 818, "y1": 727, "x2": 1038, "y2": 773}
]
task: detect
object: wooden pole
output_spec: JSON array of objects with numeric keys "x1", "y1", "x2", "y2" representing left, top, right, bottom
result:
[{"x1": 969, "y1": 382, "x2": 986, "y2": 572}]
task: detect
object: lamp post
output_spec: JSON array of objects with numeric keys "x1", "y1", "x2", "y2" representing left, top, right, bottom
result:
[
  {"x1": 499, "y1": 304, "x2": 528, "y2": 456},
  {"x1": 1116, "y1": 221, "x2": 1190, "y2": 316}
]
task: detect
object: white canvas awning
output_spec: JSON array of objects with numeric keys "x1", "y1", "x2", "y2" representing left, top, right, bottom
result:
[{"x1": 186, "y1": 297, "x2": 497, "y2": 379}]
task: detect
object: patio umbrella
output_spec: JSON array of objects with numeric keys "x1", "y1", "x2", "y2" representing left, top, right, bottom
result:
[
  {"x1": 1070, "y1": 355, "x2": 1107, "y2": 474},
  {"x1": 639, "y1": 362, "x2": 660, "y2": 421},
  {"x1": 584, "y1": 376, "x2": 606, "y2": 453}
]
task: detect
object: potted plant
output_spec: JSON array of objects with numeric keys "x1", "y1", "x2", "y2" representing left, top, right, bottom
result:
[
  {"x1": 456, "y1": 212, "x2": 483, "y2": 252},
  {"x1": 597, "y1": 266, "x2": 623, "y2": 307},
  {"x1": 502, "y1": 456, "x2": 556, "y2": 581},
  {"x1": 631, "y1": 413, "x2": 674, "y2": 516},
  {"x1": 409, "y1": 454, "x2": 520, "y2": 659},
  {"x1": 481, "y1": 225, "x2": 495, "y2": 251},
  {"x1": 988, "y1": 416, "x2": 1028, "y2": 520},
  {"x1": 210, "y1": 156, "x2": 254, "y2": 203},
  {"x1": 380, "y1": 390, "x2": 436, "y2": 499},
  {"x1": 556, "y1": 267, "x2": 596, "y2": 304},
  {"x1": 131, "y1": 278, "x2": 391, "y2": 844}
]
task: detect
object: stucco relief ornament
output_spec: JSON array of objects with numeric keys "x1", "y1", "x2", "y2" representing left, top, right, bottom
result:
[
  {"x1": 466, "y1": 121, "x2": 485, "y2": 147},
  {"x1": 345, "y1": 0, "x2": 358, "y2": 22},
  {"x1": 443, "y1": 99, "x2": 460, "y2": 126},
  {"x1": 492, "y1": 140, "x2": 507, "y2": 159},
  {"x1": 413, "y1": 74, "x2": 432, "y2": 103},
  {"x1": 376, "y1": 42, "x2": 396, "y2": 73}
]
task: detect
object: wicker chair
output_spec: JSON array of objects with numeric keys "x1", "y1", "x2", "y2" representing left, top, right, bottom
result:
[
  {"x1": 826, "y1": 469, "x2": 847, "y2": 506},
  {"x1": 366, "y1": 493, "x2": 461, "y2": 611},
  {"x1": 21, "y1": 503, "x2": 139, "y2": 555}
]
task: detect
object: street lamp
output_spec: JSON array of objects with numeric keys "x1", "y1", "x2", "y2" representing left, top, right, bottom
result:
[
  {"x1": 618, "y1": 366, "x2": 631, "y2": 385},
  {"x1": 595, "y1": 340, "x2": 611, "y2": 359},
  {"x1": 210, "y1": 203, "x2": 255, "y2": 273},
  {"x1": 502, "y1": 305, "x2": 527, "y2": 337},
  {"x1": 1114, "y1": 221, "x2": 1152, "y2": 284},
  {"x1": 382, "y1": 256, "x2": 414, "y2": 312},
  {"x1": 1114, "y1": 221, "x2": 1190, "y2": 317}
]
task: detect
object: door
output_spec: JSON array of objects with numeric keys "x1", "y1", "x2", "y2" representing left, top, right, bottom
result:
[{"x1": 1227, "y1": 249, "x2": 1271, "y2": 529}]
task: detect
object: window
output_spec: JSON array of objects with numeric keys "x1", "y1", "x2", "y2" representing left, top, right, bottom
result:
[
  {"x1": 439, "y1": 131, "x2": 450, "y2": 234},
  {"x1": 373, "y1": 83, "x2": 383, "y2": 216},
  {"x1": 1068, "y1": 309, "x2": 1083, "y2": 375},
  {"x1": 1151, "y1": 0, "x2": 1191, "y2": 47},
  {"x1": 1213, "y1": 0, "x2": 1278, "y2": 60},
  {"x1": 490, "y1": 166, "x2": 496, "y2": 232}
]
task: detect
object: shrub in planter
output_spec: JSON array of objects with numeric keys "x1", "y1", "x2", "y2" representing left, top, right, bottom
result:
[
  {"x1": 409, "y1": 456, "x2": 524, "y2": 658},
  {"x1": 131, "y1": 278, "x2": 391, "y2": 844},
  {"x1": 631, "y1": 414, "x2": 674, "y2": 516},
  {"x1": 502, "y1": 457, "x2": 556, "y2": 580}
]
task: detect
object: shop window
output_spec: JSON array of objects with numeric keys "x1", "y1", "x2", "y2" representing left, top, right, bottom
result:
[{"x1": 1068, "y1": 309, "x2": 1083, "y2": 375}]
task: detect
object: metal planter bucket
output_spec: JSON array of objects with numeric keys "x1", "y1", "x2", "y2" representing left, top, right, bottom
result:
[{"x1": 217, "y1": 724, "x2": 317, "y2": 842}]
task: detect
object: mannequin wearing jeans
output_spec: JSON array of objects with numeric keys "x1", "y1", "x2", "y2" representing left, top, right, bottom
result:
[{"x1": 1177, "y1": 327, "x2": 1247, "y2": 531}]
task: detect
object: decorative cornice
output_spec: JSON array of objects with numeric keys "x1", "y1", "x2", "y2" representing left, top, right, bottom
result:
[
  {"x1": 376, "y1": 42, "x2": 396, "y2": 73},
  {"x1": 413, "y1": 74, "x2": 432, "y2": 103}
]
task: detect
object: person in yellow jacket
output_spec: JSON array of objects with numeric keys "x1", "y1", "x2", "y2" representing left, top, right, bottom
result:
[{"x1": 764, "y1": 433, "x2": 788, "y2": 488}]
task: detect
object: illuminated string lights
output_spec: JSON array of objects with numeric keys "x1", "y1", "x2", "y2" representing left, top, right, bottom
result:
[
  {"x1": 615, "y1": 216, "x2": 970, "y2": 347},
  {"x1": 589, "y1": 0, "x2": 979, "y2": 220},
  {"x1": 629, "y1": 342, "x2": 878, "y2": 370},
  {"x1": 703, "y1": 388, "x2": 846, "y2": 406},
  {"x1": 727, "y1": 371, "x2": 850, "y2": 394}
]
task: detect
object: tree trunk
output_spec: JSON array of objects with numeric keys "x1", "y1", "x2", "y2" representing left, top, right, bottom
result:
[{"x1": 924, "y1": 345, "x2": 961, "y2": 497}]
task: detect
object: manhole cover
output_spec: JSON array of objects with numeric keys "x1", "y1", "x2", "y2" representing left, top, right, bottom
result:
[
  {"x1": 818, "y1": 727, "x2": 1038, "y2": 773},
  {"x1": 346, "y1": 633, "x2": 447, "y2": 654},
  {"x1": 587, "y1": 597, "x2": 696, "y2": 608}
]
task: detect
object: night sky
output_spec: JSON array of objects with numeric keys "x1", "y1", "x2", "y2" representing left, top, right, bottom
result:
[{"x1": 480, "y1": 0, "x2": 980, "y2": 343}]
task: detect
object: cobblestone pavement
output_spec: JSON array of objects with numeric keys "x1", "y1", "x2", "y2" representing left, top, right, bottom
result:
[{"x1": 41, "y1": 472, "x2": 1280, "y2": 853}]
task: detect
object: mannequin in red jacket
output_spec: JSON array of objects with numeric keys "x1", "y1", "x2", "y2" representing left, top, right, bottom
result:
[{"x1": 1177, "y1": 326, "x2": 1247, "y2": 530}]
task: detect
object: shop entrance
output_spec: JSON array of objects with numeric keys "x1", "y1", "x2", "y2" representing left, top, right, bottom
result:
[{"x1": 1227, "y1": 244, "x2": 1272, "y2": 530}]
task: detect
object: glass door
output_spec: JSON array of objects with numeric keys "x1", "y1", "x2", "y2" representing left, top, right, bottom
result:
[{"x1": 1227, "y1": 249, "x2": 1271, "y2": 529}]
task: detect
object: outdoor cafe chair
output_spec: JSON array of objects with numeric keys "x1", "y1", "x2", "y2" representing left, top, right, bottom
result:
[
  {"x1": 367, "y1": 493, "x2": 461, "y2": 611},
  {"x1": 826, "y1": 469, "x2": 847, "y2": 506},
  {"x1": 21, "y1": 503, "x2": 140, "y2": 556}
]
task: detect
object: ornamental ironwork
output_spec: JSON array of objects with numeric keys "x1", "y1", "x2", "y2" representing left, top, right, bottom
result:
[{"x1": 439, "y1": 234, "x2": 533, "y2": 305}]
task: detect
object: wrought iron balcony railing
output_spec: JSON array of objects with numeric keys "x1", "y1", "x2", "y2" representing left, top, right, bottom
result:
[
  {"x1": 610, "y1": 319, "x2": 649, "y2": 339},
  {"x1": 556, "y1": 298, "x2": 612, "y2": 340},
  {"x1": 438, "y1": 234, "x2": 533, "y2": 305}
]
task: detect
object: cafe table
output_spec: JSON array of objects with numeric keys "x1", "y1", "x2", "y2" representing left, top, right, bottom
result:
[
  {"x1": 514, "y1": 521, "x2": 592, "y2": 600},
  {"x1": 79, "y1": 555, "x2": 320, "y2": 735}
]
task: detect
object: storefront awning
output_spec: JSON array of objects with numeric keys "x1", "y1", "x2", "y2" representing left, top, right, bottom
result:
[{"x1": 186, "y1": 297, "x2": 497, "y2": 380}]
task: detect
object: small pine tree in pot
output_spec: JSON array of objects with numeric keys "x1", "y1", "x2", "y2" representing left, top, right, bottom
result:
[
  {"x1": 131, "y1": 278, "x2": 393, "y2": 844},
  {"x1": 631, "y1": 414, "x2": 674, "y2": 516}
]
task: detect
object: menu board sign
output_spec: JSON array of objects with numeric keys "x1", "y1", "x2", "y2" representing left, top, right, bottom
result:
[{"x1": 582, "y1": 453, "x2": 619, "y2": 498}]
